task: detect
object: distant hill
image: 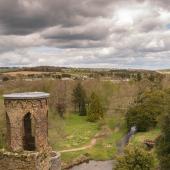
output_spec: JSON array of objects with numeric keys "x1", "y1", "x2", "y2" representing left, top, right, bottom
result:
[
  {"x1": 157, "y1": 69, "x2": 170, "y2": 74},
  {"x1": 0, "y1": 66, "x2": 162, "y2": 81},
  {"x1": 0, "y1": 67, "x2": 18, "y2": 73}
]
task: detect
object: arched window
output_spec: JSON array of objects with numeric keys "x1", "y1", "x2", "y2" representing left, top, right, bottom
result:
[
  {"x1": 23, "y1": 112, "x2": 35, "y2": 151},
  {"x1": 6, "y1": 113, "x2": 11, "y2": 149}
]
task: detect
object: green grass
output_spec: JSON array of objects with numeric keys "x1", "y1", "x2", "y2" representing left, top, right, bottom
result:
[
  {"x1": 48, "y1": 112, "x2": 126, "y2": 163},
  {"x1": 86, "y1": 132, "x2": 123, "y2": 160},
  {"x1": 130, "y1": 128, "x2": 160, "y2": 145},
  {"x1": 129, "y1": 128, "x2": 161, "y2": 169},
  {"x1": 85, "y1": 115, "x2": 126, "y2": 161},
  {"x1": 49, "y1": 114, "x2": 160, "y2": 164},
  {"x1": 49, "y1": 113, "x2": 99, "y2": 151},
  {"x1": 60, "y1": 150, "x2": 85, "y2": 163}
]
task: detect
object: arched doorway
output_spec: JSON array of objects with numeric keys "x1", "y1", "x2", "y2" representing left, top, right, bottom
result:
[{"x1": 23, "y1": 112, "x2": 35, "y2": 151}]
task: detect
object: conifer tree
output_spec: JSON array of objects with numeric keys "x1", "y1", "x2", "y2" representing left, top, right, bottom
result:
[
  {"x1": 87, "y1": 92, "x2": 104, "y2": 122},
  {"x1": 72, "y1": 82, "x2": 87, "y2": 116}
]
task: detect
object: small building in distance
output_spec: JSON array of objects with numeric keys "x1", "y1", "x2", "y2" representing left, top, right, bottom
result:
[{"x1": 0, "y1": 92, "x2": 61, "y2": 170}]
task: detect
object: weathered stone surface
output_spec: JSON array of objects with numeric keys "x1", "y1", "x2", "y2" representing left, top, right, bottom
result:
[
  {"x1": 0, "y1": 150, "x2": 51, "y2": 170},
  {"x1": 0, "y1": 150, "x2": 61, "y2": 170},
  {"x1": 4, "y1": 96, "x2": 49, "y2": 152},
  {"x1": 1, "y1": 92, "x2": 61, "y2": 170},
  {"x1": 50, "y1": 152, "x2": 61, "y2": 170}
]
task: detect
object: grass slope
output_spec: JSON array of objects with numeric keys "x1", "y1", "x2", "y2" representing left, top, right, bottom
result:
[{"x1": 49, "y1": 112, "x2": 125, "y2": 163}]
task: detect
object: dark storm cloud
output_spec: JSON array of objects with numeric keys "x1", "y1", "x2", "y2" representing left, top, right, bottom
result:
[
  {"x1": 0, "y1": 0, "x2": 50, "y2": 34},
  {"x1": 43, "y1": 26, "x2": 109, "y2": 41},
  {"x1": 42, "y1": 17, "x2": 112, "y2": 46},
  {"x1": 48, "y1": 39, "x2": 110, "y2": 49},
  {"x1": 0, "y1": 0, "x2": 115, "y2": 35},
  {"x1": 0, "y1": 0, "x2": 166, "y2": 35}
]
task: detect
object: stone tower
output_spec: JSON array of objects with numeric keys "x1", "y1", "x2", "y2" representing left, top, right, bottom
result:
[{"x1": 0, "y1": 92, "x2": 61, "y2": 170}]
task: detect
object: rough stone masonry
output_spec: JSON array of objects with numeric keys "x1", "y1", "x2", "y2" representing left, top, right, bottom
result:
[{"x1": 0, "y1": 92, "x2": 61, "y2": 170}]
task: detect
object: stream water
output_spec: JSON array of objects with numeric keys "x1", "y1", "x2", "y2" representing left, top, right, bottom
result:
[{"x1": 68, "y1": 160, "x2": 115, "y2": 170}]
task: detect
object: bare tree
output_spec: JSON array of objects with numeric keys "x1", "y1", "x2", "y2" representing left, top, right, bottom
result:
[{"x1": 56, "y1": 81, "x2": 67, "y2": 118}]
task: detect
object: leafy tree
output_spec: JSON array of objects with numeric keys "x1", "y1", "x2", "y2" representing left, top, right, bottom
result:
[
  {"x1": 126, "y1": 105, "x2": 157, "y2": 131},
  {"x1": 72, "y1": 82, "x2": 87, "y2": 116},
  {"x1": 115, "y1": 145, "x2": 154, "y2": 170},
  {"x1": 87, "y1": 92, "x2": 104, "y2": 122},
  {"x1": 156, "y1": 113, "x2": 170, "y2": 170},
  {"x1": 2, "y1": 76, "x2": 9, "y2": 82},
  {"x1": 136, "y1": 72, "x2": 142, "y2": 81},
  {"x1": 126, "y1": 90, "x2": 165, "y2": 131}
]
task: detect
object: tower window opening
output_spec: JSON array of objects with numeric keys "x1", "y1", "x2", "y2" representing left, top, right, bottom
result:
[{"x1": 23, "y1": 112, "x2": 35, "y2": 151}]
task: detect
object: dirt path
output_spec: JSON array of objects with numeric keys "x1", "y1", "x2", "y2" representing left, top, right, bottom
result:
[
  {"x1": 60, "y1": 125, "x2": 117, "y2": 153},
  {"x1": 59, "y1": 126, "x2": 109, "y2": 153},
  {"x1": 60, "y1": 138, "x2": 97, "y2": 153}
]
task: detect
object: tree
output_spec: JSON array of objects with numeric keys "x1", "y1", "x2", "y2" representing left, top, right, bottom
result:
[
  {"x1": 115, "y1": 145, "x2": 154, "y2": 170},
  {"x1": 136, "y1": 72, "x2": 142, "y2": 81},
  {"x1": 56, "y1": 100, "x2": 66, "y2": 118},
  {"x1": 55, "y1": 81, "x2": 67, "y2": 118},
  {"x1": 126, "y1": 105, "x2": 157, "y2": 131},
  {"x1": 72, "y1": 82, "x2": 87, "y2": 116},
  {"x1": 87, "y1": 92, "x2": 104, "y2": 122},
  {"x1": 2, "y1": 76, "x2": 9, "y2": 82},
  {"x1": 126, "y1": 90, "x2": 165, "y2": 131},
  {"x1": 156, "y1": 113, "x2": 170, "y2": 170}
]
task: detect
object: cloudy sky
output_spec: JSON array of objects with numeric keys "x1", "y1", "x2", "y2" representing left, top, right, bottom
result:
[{"x1": 0, "y1": 0, "x2": 170, "y2": 69}]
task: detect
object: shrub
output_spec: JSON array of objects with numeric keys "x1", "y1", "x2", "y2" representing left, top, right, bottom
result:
[
  {"x1": 115, "y1": 145, "x2": 154, "y2": 170},
  {"x1": 62, "y1": 73, "x2": 71, "y2": 78},
  {"x1": 156, "y1": 113, "x2": 170, "y2": 170},
  {"x1": 2, "y1": 76, "x2": 9, "y2": 82}
]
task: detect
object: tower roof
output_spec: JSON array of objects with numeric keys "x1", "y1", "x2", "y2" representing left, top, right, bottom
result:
[{"x1": 3, "y1": 92, "x2": 50, "y2": 99}]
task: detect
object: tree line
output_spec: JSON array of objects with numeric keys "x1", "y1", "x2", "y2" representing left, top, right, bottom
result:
[{"x1": 115, "y1": 88, "x2": 170, "y2": 170}]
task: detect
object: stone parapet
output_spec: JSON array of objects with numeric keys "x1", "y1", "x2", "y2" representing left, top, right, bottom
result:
[{"x1": 0, "y1": 150, "x2": 61, "y2": 170}]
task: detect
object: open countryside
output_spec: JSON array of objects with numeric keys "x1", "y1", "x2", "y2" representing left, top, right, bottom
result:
[{"x1": 0, "y1": 67, "x2": 169, "y2": 169}]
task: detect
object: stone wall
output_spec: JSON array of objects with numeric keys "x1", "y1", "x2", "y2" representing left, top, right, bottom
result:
[
  {"x1": 0, "y1": 151, "x2": 50, "y2": 170},
  {"x1": 0, "y1": 150, "x2": 61, "y2": 170},
  {"x1": 50, "y1": 151, "x2": 61, "y2": 170}
]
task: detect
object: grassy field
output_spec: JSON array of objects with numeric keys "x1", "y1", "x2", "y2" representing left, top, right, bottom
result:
[
  {"x1": 48, "y1": 112, "x2": 126, "y2": 163},
  {"x1": 49, "y1": 113, "x2": 99, "y2": 150},
  {"x1": 130, "y1": 128, "x2": 160, "y2": 145}
]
